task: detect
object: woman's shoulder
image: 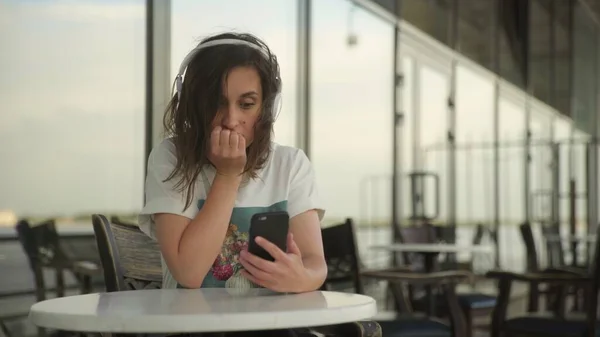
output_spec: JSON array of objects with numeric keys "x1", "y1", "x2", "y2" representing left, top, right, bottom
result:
[
  {"x1": 148, "y1": 137, "x2": 177, "y2": 166},
  {"x1": 269, "y1": 142, "x2": 310, "y2": 167}
]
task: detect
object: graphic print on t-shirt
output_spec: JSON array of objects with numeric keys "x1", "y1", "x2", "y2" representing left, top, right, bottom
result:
[{"x1": 197, "y1": 199, "x2": 288, "y2": 288}]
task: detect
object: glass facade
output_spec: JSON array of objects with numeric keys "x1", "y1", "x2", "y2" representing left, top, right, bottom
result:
[{"x1": 2, "y1": 0, "x2": 600, "y2": 273}]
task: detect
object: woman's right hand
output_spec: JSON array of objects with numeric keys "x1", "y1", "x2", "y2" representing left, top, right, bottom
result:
[{"x1": 208, "y1": 126, "x2": 247, "y2": 177}]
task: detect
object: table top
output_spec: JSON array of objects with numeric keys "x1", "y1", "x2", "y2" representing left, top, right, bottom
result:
[
  {"x1": 29, "y1": 288, "x2": 377, "y2": 333},
  {"x1": 370, "y1": 243, "x2": 493, "y2": 253},
  {"x1": 0, "y1": 226, "x2": 95, "y2": 242}
]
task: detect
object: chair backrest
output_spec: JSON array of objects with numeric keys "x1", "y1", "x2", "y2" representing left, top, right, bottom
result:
[
  {"x1": 92, "y1": 214, "x2": 162, "y2": 291},
  {"x1": 473, "y1": 223, "x2": 485, "y2": 245},
  {"x1": 435, "y1": 224, "x2": 458, "y2": 269},
  {"x1": 519, "y1": 222, "x2": 539, "y2": 272},
  {"x1": 400, "y1": 224, "x2": 437, "y2": 244},
  {"x1": 540, "y1": 223, "x2": 565, "y2": 267},
  {"x1": 435, "y1": 224, "x2": 456, "y2": 244},
  {"x1": 580, "y1": 225, "x2": 600, "y2": 333},
  {"x1": 320, "y1": 218, "x2": 363, "y2": 294},
  {"x1": 16, "y1": 219, "x2": 68, "y2": 268},
  {"x1": 398, "y1": 224, "x2": 437, "y2": 271}
]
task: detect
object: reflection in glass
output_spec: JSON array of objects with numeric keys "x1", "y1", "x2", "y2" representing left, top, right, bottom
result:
[
  {"x1": 552, "y1": 0, "x2": 571, "y2": 115},
  {"x1": 171, "y1": 0, "x2": 298, "y2": 146},
  {"x1": 456, "y1": 0, "x2": 494, "y2": 70},
  {"x1": 402, "y1": 0, "x2": 452, "y2": 46},
  {"x1": 572, "y1": 3, "x2": 598, "y2": 134},
  {"x1": 528, "y1": 0, "x2": 551, "y2": 104},
  {"x1": 311, "y1": 0, "x2": 393, "y2": 264},
  {"x1": 0, "y1": 1, "x2": 145, "y2": 223},
  {"x1": 455, "y1": 65, "x2": 494, "y2": 226}
]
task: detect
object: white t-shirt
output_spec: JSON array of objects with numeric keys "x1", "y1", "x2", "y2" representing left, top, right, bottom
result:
[{"x1": 138, "y1": 138, "x2": 325, "y2": 288}]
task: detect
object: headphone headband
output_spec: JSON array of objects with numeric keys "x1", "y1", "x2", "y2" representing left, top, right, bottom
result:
[
  {"x1": 174, "y1": 39, "x2": 272, "y2": 104},
  {"x1": 176, "y1": 39, "x2": 269, "y2": 78}
]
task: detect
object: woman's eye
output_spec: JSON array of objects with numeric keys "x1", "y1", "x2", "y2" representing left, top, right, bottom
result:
[{"x1": 240, "y1": 102, "x2": 255, "y2": 109}]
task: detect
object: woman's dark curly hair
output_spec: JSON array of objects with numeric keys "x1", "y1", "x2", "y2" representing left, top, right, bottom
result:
[{"x1": 163, "y1": 32, "x2": 281, "y2": 210}]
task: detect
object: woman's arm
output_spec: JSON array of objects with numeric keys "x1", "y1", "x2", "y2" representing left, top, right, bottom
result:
[
  {"x1": 289, "y1": 209, "x2": 327, "y2": 291},
  {"x1": 152, "y1": 128, "x2": 246, "y2": 288},
  {"x1": 155, "y1": 174, "x2": 241, "y2": 288}
]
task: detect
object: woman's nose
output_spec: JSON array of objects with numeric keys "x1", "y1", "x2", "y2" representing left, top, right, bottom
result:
[{"x1": 220, "y1": 109, "x2": 241, "y2": 129}]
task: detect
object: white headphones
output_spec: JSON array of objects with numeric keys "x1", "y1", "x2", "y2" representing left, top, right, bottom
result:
[{"x1": 173, "y1": 38, "x2": 282, "y2": 116}]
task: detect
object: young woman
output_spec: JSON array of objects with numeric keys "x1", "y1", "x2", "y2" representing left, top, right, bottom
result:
[{"x1": 138, "y1": 32, "x2": 327, "y2": 296}]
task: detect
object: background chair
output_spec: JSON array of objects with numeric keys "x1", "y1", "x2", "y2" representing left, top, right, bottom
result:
[
  {"x1": 397, "y1": 224, "x2": 496, "y2": 337},
  {"x1": 16, "y1": 219, "x2": 102, "y2": 337},
  {"x1": 92, "y1": 214, "x2": 162, "y2": 292},
  {"x1": 486, "y1": 224, "x2": 600, "y2": 337},
  {"x1": 321, "y1": 218, "x2": 469, "y2": 337}
]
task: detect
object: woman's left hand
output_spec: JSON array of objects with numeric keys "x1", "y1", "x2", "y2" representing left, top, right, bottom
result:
[{"x1": 239, "y1": 233, "x2": 310, "y2": 293}]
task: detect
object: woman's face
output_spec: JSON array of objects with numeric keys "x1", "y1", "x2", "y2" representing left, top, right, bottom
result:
[{"x1": 211, "y1": 66, "x2": 263, "y2": 147}]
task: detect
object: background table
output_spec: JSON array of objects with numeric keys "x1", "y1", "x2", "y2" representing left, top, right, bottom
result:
[
  {"x1": 369, "y1": 243, "x2": 493, "y2": 254},
  {"x1": 29, "y1": 288, "x2": 377, "y2": 333},
  {"x1": 370, "y1": 243, "x2": 493, "y2": 314}
]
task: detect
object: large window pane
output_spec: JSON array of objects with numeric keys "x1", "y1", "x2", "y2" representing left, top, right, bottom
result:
[
  {"x1": 399, "y1": 56, "x2": 415, "y2": 223},
  {"x1": 554, "y1": 116, "x2": 572, "y2": 232},
  {"x1": 171, "y1": 0, "x2": 298, "y2": 146},
  {"x1": 498, "y1": 87, "x2": 526, "y2": 271},
  {"x1": 572, "y1": 129, "x2": 591, "y2": 238},
  {"x1": 455, "y1": 65, "x2": 494, "y2": 227},
  {"x1": 312, "y1": 0, "x2": 393, "y2": 265},
  {"x1": 417, "y1": 63, "x2": 450, "y2": 224},
  {"x1": 415, "y1": 60, "x2": 450, "y2": 224},
  {"x1": 529, "y1": 104, "x2": 553, "y2": 226},
  {"x1": 0, "y1": 1, "x2": 145, "y2": 223}
]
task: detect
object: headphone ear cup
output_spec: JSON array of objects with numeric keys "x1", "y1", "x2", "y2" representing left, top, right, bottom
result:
[
  {"x1": 273, "y1": 93, "x2": 282, "y2": 119},
  {"x1": 271, "y1": 74, "x2": 282, "y2": 119}
]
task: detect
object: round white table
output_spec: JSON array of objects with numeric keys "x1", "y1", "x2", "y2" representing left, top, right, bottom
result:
[{"x1": 29, "y1": 288, "x2": 377, "y2": 333}]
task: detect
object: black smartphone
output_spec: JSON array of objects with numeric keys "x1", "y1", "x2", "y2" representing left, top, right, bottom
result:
[{"x1": 248, "y1": 211, "x2": 290, "y2": 261}]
